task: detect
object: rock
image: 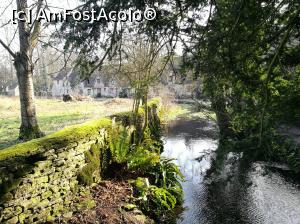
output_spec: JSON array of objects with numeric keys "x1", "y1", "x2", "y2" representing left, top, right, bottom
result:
[
  {"x1": 6, "y1": 216, "x2": 18, "y2": 224},
  {"x1": 63, "y1": 94, "x2": 73, "y2": 102},
  {"x1": 122, "y1": 203, "x2": 137, "y2": 211}
]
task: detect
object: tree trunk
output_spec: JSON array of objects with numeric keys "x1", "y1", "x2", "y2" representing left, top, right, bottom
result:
[
  {"x1": 12, "y1": 0, "x2": 44, "y2": 141},
  {"x1": 14, "y1": 53, "x2": 43, "y2": 140},
  {"x1": 211, "y1": 95, "x2": 233, "y2": 139}
]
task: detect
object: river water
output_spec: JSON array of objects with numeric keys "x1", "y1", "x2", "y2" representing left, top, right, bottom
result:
[{"x1": 162, "y1": 117, "x2": 300, "y2": 224}]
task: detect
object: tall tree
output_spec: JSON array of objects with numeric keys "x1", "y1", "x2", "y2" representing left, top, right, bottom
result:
[
  {"x1": 182, "y1": 0, "x2": 300, "y2": 159},
  {"x1": 0, "y1": 0, "x2": 44, "y2": 140}
]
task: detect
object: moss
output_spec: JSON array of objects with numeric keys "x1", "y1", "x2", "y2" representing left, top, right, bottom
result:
[
  {"x1": 19, "y1": 124, "x2": 44, "y2": 141},
  {"x1": 0, "y1": 118, "x2": 111, "y2": 161},
  {"x1": 147, "y1": 97, "x2": 161, "y2": 108},
  {"x1": 133, "y1": 177, "x2": 150, "y2": 192},
  {"x1": 111, "y1": 97, "x2": 161, "y2": 127},
  {"x1": 0, "y1": 192, "x2": 13, "y2": 203},
  {"x1": 77, "y1": 143, "x2": 102, "y2": 186}
]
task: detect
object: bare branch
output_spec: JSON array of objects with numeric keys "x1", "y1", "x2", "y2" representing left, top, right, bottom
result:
[
  {"x1": 0, "y1": 0, "x2": 14, "y2": 16},
  {"x1": 0, "y1": 20, "x2": 11, "y2": 29},
  {"x1": 0, "y1": 38, "x2": 16, "y2": 58},
  {"x1": 30, "y1": 0, "x2": 44, "y2": 48}
]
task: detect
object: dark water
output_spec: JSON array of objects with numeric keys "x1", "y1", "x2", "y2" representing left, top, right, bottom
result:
[{"x1": 162, "y1": 118, "x2": 300, "y2": 224}]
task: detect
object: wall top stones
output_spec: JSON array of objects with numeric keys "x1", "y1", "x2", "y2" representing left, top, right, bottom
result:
[{"x1": 0, "y1": 118, "x2": 112, "y2": 161}]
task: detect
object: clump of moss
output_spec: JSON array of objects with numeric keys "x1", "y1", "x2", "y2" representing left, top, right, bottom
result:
[{"x1": 77, "y1": 143, "x2": 102, "y2": 186}]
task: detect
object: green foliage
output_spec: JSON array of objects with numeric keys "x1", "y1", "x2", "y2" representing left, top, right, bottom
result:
[
  {"x1": 287, "y1": 148, "x2": 300, "y2": 173},
  {"x1": 127, "y1": 146, "x2": 160, "y2": 171},
  {"x1": 143, "y1": 186, "x2": 176, "y2": 213},
  {"x1": 151, "y1": 158, "x2": 184, "y2": 189},
  {"x1": 130, "y1": 159, "x2": 184, "y2": 221},
  {"x1": 109, "y1": 121, "x2": 135, "y2": 164},
  {"x1": 132, "y1": 178, "x2": 177, "y2": 220},
  {"x1": 108, "y1": 121, "x2": 161, "y2": 171}
]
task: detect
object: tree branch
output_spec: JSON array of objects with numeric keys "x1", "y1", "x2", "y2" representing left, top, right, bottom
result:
[
  {"x1": 30, "y1": 0, "x2": 44, "y2": 48},
  {"x1": 0, "y1": 38, "x2": 16, "y2": 58}
]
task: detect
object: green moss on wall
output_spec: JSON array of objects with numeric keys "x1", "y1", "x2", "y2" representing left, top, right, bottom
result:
[
  {"x1": 0, "y1": 98, "x2": 163, "y2": 223},
  {"x1": 77, "y1": 143, "x2": 101, "y2": 186},
  {"x1": 0, "y1": 118, "x2": 111, "y2": 161}
]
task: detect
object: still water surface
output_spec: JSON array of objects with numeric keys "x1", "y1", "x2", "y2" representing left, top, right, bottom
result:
[{"x1": 162, "y1": 117, "x2": 300, "y2": 224}]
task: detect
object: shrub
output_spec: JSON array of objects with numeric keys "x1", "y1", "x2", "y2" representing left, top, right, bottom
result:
[
  {"x1": 108, "y1": 121, "x2": 135, "y2": 164},
  {"x1": 132, "y1": 178, "x2": 177, "y2": 221},
  {"x1": 150, "y1": 158, "x2": 184, "y2": 189}
]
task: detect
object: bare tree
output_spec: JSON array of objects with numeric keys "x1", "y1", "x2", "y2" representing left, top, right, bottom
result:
[
  {"x1": 116, "y1": 36, "x2": 174, "y2": 141},
  {"x1": 0, "y1": 0, "x2": 44, "y2": 140}
]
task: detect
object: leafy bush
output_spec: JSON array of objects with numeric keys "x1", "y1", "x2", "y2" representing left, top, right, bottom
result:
[
  {"x1": 127, "y1": 146, "x2": 160, "y2": 171},
  {"x1": 150, "y1": 158, "x2": 184, "y2": 189},
  {"x1": 108, "y1": 120, "x2": 135, "y2": 164},
  {"x1": 132, "y1": 178, "x2": 177, "y2": 220},
  {"x1": 108, "y1": 121, "x2": 162, "y2": 172},
  {"x1": 142, "y1": 185, "x2": 177, "y2": 214},
  {"x1": 130, "y1": 159, "x2": 184, "y2": 221}
]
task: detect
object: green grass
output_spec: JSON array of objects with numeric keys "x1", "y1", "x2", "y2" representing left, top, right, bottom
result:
[
  {"x1": 0, "y1": 118, "x2": 112, "y2": 161},
  {"x1": 0, "y1": 96, "x2": 133, "y2": 150}
]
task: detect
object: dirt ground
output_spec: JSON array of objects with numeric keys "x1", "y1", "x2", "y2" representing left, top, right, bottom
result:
[{"x1": 65, "y1": 180, "x2": 153, "y2": 224}]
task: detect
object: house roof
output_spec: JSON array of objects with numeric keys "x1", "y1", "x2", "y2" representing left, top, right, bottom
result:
[
  {"x1": 53, "y1": 68, "x2": 81, "y2": 87},
  {"x1": 7, "y1": 82, "x2": 18, "y2": 90},
  {"x1": 53, "y1": 67, "x2": 122, "y2": 88},
  {"x1": 53, "y1": 68, "x2": 72, "y2": 80}
]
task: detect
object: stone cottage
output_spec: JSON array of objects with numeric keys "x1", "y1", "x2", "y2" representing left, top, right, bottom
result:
[
  {"x1": 5, "y1": 83, "x2": 19, "y2": 96},
  {"x1": 51, "y1": 68, "x2": 124, "y2": 98}
]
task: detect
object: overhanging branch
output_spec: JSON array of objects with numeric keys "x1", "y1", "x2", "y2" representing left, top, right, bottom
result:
[{"x1": 0, "y1": 38, "x2": 16, "y2": 58}]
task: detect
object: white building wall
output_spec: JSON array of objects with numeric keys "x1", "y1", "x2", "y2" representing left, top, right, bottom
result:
[{"x1": 7, "y1": 87, "x2": 19, "y2": 96}]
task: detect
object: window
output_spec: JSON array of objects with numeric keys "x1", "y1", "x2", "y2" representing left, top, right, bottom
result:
[
  {"x1": 97, "y1": 88, "x2": 101, "y2": 93},
  {"x1": 97, "y1": 79, "x2": 101, "y2": 84},
  {"x1": 87, "y1": 89, "x2": 91, "y2": 95},
  {"x1": 57, "y1": 80, "x2": 59, "y2": 85}
]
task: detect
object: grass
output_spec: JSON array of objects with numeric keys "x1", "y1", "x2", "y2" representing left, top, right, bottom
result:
[{"x1": 0, "y1": 96, "x2": 133, "y2": 150}]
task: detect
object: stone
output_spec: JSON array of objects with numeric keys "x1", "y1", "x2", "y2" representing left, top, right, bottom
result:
[
  {"x1": 35, "y1": 160, "x2": 52, "y2": 170},
  {"x1": 15, "y1": 206, "x2": 23, "y2": 215},
  {"x1": 39, "y1": 199, "x2": 50, "y2": 208},
  {"x1": 2, "y1": 207, "x2": 14, "y2": 219},
  {"x1": 62, "y1": 212, "x2": 73, "y2": 219},
  {"x1": 34, "y1": 176, "x2": 49, "y2": 183},
  {"x1": 6, "y1": 216, "x2": 18, "y2": 224},
  {"x1": 41, "y1": 191, "x2": 52, "y2": 200},
  {"x1": 18, "y1": 213, "x2": 28, "y2": 224},
  {"x1": 46, "y1": 215, "x2": 55, "y2": 222},
  {"x1": 20, "y1": 196, "x2": 40, "y2": 209}
]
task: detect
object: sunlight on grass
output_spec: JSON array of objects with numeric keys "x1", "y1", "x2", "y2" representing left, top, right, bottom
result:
[{"x1": 0, "y1": 96, "x2": 133, "y2": 149}]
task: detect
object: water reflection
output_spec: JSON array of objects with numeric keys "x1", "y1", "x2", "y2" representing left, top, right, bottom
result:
[
  {"x1": 162, "y1": 118, "x2": 218, "y2": 224},
  {"x1": 162, "y1": 117, "x2": 300, "y2": 224}
]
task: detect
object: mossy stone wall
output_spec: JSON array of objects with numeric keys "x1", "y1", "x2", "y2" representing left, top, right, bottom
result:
[
  {"x1": 0, "y1": 119, "x2": 110, "y2": 224},
  {"x1": 0, "y1": 98, "x2": 162, "y2": 224}
]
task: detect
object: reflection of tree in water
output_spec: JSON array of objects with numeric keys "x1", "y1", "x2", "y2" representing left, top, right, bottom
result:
[{"x1": 165, "y1": 118, "x2": 218, "y2": 141}]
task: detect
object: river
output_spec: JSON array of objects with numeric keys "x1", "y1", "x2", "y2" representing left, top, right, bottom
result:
[{"x1": 162, "y1": 117, "x2": 300, "y2": 224}]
